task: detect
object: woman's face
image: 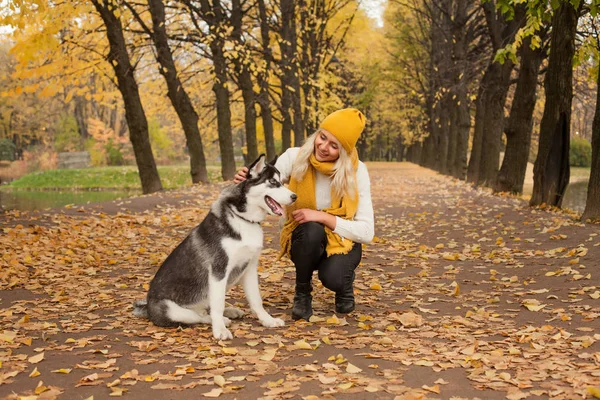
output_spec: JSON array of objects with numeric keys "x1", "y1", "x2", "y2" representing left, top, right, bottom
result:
[{"x1": 314, "y1": 129, "x2": 341, "y2": 162}]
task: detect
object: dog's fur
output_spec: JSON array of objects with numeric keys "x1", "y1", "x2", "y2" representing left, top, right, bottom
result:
[{"x1": 132, "y1": 155, "x2": 296, "y2": 340}]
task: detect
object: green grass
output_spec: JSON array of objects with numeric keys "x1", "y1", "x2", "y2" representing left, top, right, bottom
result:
[{"x1": 7, "y1": 165, "x2": 224, "y2": 190}]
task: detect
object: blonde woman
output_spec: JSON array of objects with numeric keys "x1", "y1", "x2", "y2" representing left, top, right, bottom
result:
[{"x1": 234, "y1": 108, "x2": 374, "y2": 320}]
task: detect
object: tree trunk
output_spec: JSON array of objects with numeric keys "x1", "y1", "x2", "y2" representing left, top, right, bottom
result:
[
  {"x1": 147, "y1": 0, "x2": 208, "y2": 183},
  {"x1": 477, "y1": 58, "x2": 514, "y2": 187},
  {"x1": 450, "y1": 0, "x2": 471, "y2": 180},
  {"x1": 211, "y1": 41, "x2": 237, "y2": 180},
  {"x1": 495, "y1": 37, "x2": 543, "y2": 193},
  {"x1": 467, "y1": 83, "x2": 486, "y2": 184},
  {"x1": 91, "y1": 0, "x2": 162, "y2": 194},
  {"x1": 279, "y1": 0, "x2": 304, "y2": 147},
  {"x1": 582, "y1": 61, "x2": 600, "y2": 221},
  {"x1": 530, "y1": 2, "x2": 580, "y2": 207},
  {"x1": 231, "y1": 0, "x2": 258, "y2": 162},
  {"x1": 257, "y1": 0, "x2": 276, "y2": 161},
  {"x1": 278, "y1": 0, "x2": 295, "y2": 151}
]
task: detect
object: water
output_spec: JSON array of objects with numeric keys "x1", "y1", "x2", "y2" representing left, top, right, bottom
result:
[
  {"x1": 0, "y1": 189, "x2": 140, "y2": 212},
  {"x1": 0, "y1": 179, "x2": 591, "y2": 213},
  {"x1": 522, "y1": 180, "x2": 589, "y2": 212}
]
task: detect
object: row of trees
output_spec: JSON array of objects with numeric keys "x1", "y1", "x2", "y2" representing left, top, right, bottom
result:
[
  {"x1": 1, "y1": 0, "x2": 599, "y2": 220},
  {"x1": 384, "y1": 0, "x2": 600, "y2": 220},
  {"x1": 1, "y1": 0, "x2": 368, "y2": 192}
]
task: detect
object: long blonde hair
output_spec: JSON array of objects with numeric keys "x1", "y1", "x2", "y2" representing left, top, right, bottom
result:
[{"x1": 291, "y1": 130, "x2": 357, "y2": 200}]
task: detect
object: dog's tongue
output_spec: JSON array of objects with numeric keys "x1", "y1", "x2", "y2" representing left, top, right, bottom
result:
[{"x1": 265, "y1": 196, "x2": 284, "y2": 216}]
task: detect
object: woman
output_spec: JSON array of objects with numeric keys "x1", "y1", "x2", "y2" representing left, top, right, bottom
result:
[{"x1": 234, "y1": 108, "x2": 374, "y2": 320}]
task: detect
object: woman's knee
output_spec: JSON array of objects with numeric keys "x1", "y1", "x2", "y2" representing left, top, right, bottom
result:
[
  {"x1": 319, "y1": 269, "x2": 345, "y2": 293},
  {"x1": 291, "y1": 222, "x2": 326, "y2": 254}
]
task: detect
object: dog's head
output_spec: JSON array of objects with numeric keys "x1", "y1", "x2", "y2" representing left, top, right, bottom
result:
[{"x1": 243, "y1": 154, "x2": 297, "y2": 216}]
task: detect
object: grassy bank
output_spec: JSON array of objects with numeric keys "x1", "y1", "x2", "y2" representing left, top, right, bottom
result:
[{"x1": 6, "y1": 165, "x2": 224, "y2": 190}]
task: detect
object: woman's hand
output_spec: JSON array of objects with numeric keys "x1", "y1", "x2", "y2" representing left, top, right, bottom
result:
[
  {"x1": 292, "y1": 208, "x2": 337, "y2": 230},
  {"x1": 233, "y1": 167, "x2": 248, "y2": 183}
]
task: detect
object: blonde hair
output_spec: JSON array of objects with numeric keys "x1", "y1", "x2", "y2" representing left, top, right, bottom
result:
[{"x1": 291, "y1": 130, "x2": 357, "y2": 200}]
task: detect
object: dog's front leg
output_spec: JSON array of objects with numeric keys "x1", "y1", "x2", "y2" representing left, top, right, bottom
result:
[
  {"x1": 208, "y1": 275, "x2": 233, "y2": 340},
  {"x1": 242, "y1": 259, "x2": 285, "y2": 328}
]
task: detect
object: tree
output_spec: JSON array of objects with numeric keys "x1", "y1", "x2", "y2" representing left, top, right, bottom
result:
[
  {"x1": 530, "y1": 0, "x2": 581, "y2": 207},
  {"x1": 467, "y1": 2, "x2": 524, "y2": 187},
  {"x1": 230, "y1": 0, "x2": 259, "y2": 162},
  {"x1": 90, "y1": 0, "x2": 163, "y2": 194},
  {"x1": 256, "y1": 0, "x2": 277, "y2": 161},
  {"x1": 126, "y1": 0, "x2": 209, "y2": 184},
  {"x1": 180, "y1": 0, "x2": 236, "y2": 180},
  {"x1": 495, "y1": 34, "x2": 545, "y2": 193}
]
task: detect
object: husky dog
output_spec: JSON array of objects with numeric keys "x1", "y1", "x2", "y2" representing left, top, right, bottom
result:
[{"x1": 133, "y1": 155, "x2": 297, "y2": 340}]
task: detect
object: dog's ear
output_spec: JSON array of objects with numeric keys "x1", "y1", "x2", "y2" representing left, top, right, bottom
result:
[
  {"x1": 268, "y1": 155, "x2": 279, "y2": 166},
  {"x1": 247, "y1": 154, "x2": 266, "y2": 179}
]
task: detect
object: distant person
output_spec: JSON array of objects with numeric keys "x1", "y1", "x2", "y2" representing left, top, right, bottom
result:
[{"x1": 234, "y1": 108, "x2": 374, "y2": 320}]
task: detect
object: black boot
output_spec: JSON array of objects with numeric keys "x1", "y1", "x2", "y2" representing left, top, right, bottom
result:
[
  {"x1": 335, "y1": 271, "x2": 355, "y2": 314},
  {"x1": 292, "y1": 282, "x2": 313, "y2": 321},
  {"x1": 335, "y1": 292, "x2": 355, "y2": 314}
]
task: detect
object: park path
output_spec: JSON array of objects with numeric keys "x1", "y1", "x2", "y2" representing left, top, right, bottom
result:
[{"x1": 1, "y1": 162, "x2": 599, "y2": 400}]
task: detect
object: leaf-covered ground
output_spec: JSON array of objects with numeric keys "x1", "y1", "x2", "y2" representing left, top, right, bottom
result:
[{"x1": 1, "y1": 162, "x2": 599, "y2": 400}]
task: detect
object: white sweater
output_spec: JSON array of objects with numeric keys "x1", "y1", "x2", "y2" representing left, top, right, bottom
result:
[{"x1": 275, "y1": 147, "x2": 375, "y2": 244}]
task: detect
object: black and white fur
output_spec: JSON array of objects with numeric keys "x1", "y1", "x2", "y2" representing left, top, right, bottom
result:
[{"x1": 132, "y1": 155, "x2": 296, "y2": 340}]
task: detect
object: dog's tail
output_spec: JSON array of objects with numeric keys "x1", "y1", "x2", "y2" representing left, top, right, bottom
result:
[{"x1": 132, "y1": 299, "x2": 149, "y2": 318}]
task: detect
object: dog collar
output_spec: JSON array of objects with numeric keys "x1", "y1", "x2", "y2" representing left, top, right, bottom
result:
[{"x1": 229, "y1": 208, "x2": 261, "y2": 225}]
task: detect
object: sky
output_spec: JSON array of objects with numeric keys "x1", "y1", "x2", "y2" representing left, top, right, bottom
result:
[{"x1": 360, "y1": 0, "x2": 386, "y2": 27}]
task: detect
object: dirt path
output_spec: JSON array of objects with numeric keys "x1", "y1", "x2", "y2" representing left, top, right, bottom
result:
[{"x1": 1, "y1": 162, "x2": 599, "y2": 400}]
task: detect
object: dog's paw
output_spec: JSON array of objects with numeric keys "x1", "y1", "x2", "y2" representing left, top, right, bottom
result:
[
  {"x1": 223, "y1": 316, "x2": 232, "y2": 327},
  {"x1": 224, "y1": 307, "x2": 244, "y2": 319},
  {"x1": 260, "y1": 317, "x2": 285, "y2": 328},
  {"x1": 212, "y1": 325, "x2": 233, "y2": 340}
]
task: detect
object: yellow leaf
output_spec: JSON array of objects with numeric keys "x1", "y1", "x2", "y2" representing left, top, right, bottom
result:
[
  {"x1": 214, "y1": 375, "x2": 226, "y2": 387},
  {"x1": 326, "y1": 314, "x2": 340, "y2": 324},
  {"x1": 0, "y1": 331, "x2": 17, "y2": 343},
  {"x1": 587, "y1": 386, "x2": 600, "y2": 398},
  {"x1": 522, "y1": 299, "x2": 546, "y2": 312},
  {"x1": 451, "y1": 281, "x2": 460, "y2": 296},
  {"x1": 589, "y1": 291, "x2": 600, "y2": 299},
  {"x1": 29, "y1": 367, "x2": 40, "y2": 377},
  {"x1": 109, "y1": 387, "x2": 126, "y2": 396},
  {"x1": 29, "y1": 352, "x2": 44, "y2": 364},
  {"x1": 422, "y1": 384, "x2": 440, "y2": 394},
  {"x1": 370, "y1": 283, "x2": 382, "y2": 290},
  {"x1": 52, "y1": 368, "x2": 72, "y2": 374},
  {"x1": 203, "y1": 388, "x2": 223, "y2": 397},
  {"x1": 221, "y1": 347, "x2": 238, "y2": 355},
  {"x1": 294, "y1": 339, "x2": 313, "y2": 350},
  {"x1": 338, "y1": 382, "x2": 354, "y2": 390},
  {"x1": 34, "y1": 383, "x2": 49, "y2": 395},
  {"x1": 345, "y1": 363, "x2": 362, "y2": 374}
]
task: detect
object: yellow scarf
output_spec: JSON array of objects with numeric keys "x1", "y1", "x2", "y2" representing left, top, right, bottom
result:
[{"x1": 279, "y1": 149, "x2": 359, "y2": 259}]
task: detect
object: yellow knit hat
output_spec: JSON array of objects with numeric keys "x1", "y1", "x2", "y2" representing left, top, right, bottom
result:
[{"x1": 319, "y1": 108, "x2": 366, "y2": 153}]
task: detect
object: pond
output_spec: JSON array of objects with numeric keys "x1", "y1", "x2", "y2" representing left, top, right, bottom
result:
[
  {"x1": 0, "y1": 178, "x2": 591, "y2": 213},
  {"x1": 522, "y1": 179, "x2": 589, "y2": 213},
  {"x1": 0, "y1": 189, "x2": 141, "y2": 212}
]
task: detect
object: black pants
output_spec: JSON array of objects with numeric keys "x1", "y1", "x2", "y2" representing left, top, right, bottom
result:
[{"x1": 290, "y1": 222, "x2": 362, "y2": 293}]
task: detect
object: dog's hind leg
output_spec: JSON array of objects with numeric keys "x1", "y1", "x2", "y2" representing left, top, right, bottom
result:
[
  {"x1": 241, "y1": 259, "x2": 285, "y2": 329},
  {"x1": 148, "y1": 299, "x2": 208, "y2": 327},
  {"x1": 224, "y1": 302, "x2": 245, "y2": 320},
  {"x1": 208, "y1": 276, "x2": 233, "y2": 340}
]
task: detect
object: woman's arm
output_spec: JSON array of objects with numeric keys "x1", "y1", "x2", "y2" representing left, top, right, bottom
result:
[{"x1": 332, "y1": 163, "x2": 375, "y2": 244}]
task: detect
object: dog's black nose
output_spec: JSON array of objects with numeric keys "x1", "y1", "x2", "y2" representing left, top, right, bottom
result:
[{"x1": 291, "y1": 194, "x2": 297, "y2": 201}]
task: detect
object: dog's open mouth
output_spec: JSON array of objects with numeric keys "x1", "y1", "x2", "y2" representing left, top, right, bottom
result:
[{"x1": 265, "y1": 196, "x2": 284, "y2": 216}]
